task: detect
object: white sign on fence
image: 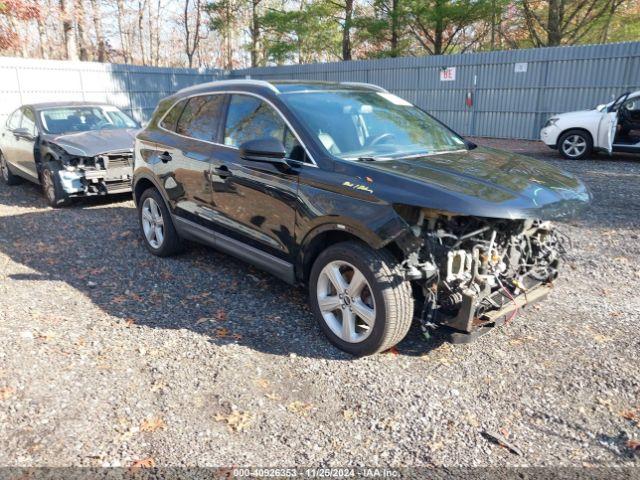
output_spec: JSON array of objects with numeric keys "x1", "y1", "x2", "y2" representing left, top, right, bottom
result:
[
  {"x1": 440, "y1": 67, "x2": 456, "y2": 81},
  {"x1": 514, "y1": 62, "x2": 528, "y2": 73}
]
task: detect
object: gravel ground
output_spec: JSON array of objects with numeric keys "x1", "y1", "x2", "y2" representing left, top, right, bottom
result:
[{"x1": 0, "y1": 139, "x2": 638, "y2": 469}]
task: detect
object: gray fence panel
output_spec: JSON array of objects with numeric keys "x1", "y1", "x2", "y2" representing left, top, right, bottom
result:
[
  {"x1": 232, "y1": 42, "x2": 640, "y2": 140},
  {"x1": 0, "y1": 42, "x2": 638, "y2": 140},
  {"x1": 0, "y1": 57, "x2": 222, "y2": 126}
]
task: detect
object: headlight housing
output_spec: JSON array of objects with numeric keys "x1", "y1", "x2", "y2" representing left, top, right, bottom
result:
[{"x1": 544, "y1": 117, "x2": 559, "y2": 128}]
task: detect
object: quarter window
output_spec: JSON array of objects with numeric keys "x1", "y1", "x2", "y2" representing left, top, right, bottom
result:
[
  {"x1": 7, "y1": 109, "x2": 21, "y2": 130},
  {"x1": 159, "y1": 99, "x2": 187, "y2": 132},
  {"x1": 176, "y1": 95, "x2": 226, "y2": 141}
]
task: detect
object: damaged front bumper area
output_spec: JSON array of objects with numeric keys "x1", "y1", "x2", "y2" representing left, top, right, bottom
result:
[
  {"x1": 56, "y1": 151, "x2": 133, "y2": 196},
  {"x1": 397, "y1": 209, "x2": 566, "y2": 343}
]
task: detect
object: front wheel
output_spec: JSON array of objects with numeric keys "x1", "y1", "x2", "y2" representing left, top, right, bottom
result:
[
  {"x1": 138, "y1": 188, "x2": 182, "y2": 257},
  {"x1": 309, "y1": 241, "x2": 414, "y2": 356},
  {"x1": 41, "y1": 164, "x2": 70, "y2": 207},
  {"x1": 558, "y1": 130, "x2": 593, "y2": 160}
]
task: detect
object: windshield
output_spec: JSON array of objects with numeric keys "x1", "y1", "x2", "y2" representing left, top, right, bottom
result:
[
  {"x1": 280, "y1": 90, "x2": 467, "y2": 160},
  {"x1": 40, "y1": 106, "x2": 138, "y2": 134}
]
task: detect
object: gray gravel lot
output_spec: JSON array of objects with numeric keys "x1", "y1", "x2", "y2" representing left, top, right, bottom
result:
[{"x1": 0, "y1": 139, "x2": 638, "y2": 469}]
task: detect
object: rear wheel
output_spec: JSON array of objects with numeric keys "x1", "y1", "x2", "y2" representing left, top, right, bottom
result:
[
  {"x1": 558, "y1": 130, "x2": 593, "y2": 160},
  {"x1": 41, "y1": 163, "x2": 70, "y2": 207},
  {"x1": 138, "y1": 188, "x2": 182, "y2": 257},
  {"x1": 309, "y1": 241, "x2": 414, "y2": 356},
  {"x1": 0, "y1": 151, "x2": 22, "y2": 186}
]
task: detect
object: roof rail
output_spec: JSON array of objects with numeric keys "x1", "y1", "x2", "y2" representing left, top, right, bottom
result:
[
  {"x1": 178, "y1": 78, "x2": 279, "y2": 95},
  {"x1": 339, "y1": 82, "x2": 388, "y2": 93}
]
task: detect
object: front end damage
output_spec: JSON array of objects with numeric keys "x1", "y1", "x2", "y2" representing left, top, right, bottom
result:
[
  {"x1": 396, "y1": 208, "x2": 566, "y2": 342},
  {"x1": 52, "y1": 150, "x2": 133, "y2": 196}
]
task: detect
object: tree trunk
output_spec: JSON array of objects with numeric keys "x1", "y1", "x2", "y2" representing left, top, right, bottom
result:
[
  {"x1": 36, "y1": 17, "x2": 49, "y2": 59},
  {"x1": 116, "y1": 0, "x2": 130, "y2": 63},
  {"x1": 75, "y1": 0, "x2": 89, "y2": 60},
  {"x1": 59, "y1": 0, "x2": 79, "y2": 60},
  {"x1": 390, "y1": 0, "x2": 399, "y2": 55},
  {"x1": 250, "y1": 0, "x2": 260, "y2": 67},
  {"x1": 90, "y1": 0, "x2": 106, "y2": 61},
  {"x1": 547, "y1": 0, "x2": 563, "y2": 46},
  {"x1": 342, "y1": 0, "x2": 353, "y2": 60},
  {"x1": 138, "y1": 0, "x2": 148, "y2": 65}
]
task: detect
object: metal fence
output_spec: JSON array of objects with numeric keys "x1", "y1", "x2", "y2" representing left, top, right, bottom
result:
[
  {"x1": 0, "y1": 42, "x2": 638, "y2": 139},
  {"x1": 233, "y1": 42, "x2": 640, "y2": 140},
  {"x1": 0, "y1": 57, "x2": 222, "y2": 126}
]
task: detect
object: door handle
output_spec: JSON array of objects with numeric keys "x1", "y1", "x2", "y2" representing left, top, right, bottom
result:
[
  {"x1": 214, "y1": 165, "x2": 232, "y2": 179},
  {"x1": 159, "y1": 151, "x2": 172, "y2": 163}
]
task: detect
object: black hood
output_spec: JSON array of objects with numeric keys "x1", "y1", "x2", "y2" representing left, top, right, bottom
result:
[
  {"x1": 350, "y1": 146, "x2": 591, "y2": 220},
  {"x1": 43, "y1": 129, "x2": 138, "y2": 157}
]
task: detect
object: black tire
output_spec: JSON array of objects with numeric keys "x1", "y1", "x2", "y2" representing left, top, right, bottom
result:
[
  {"x1": 309, "y1": 241, "x2": 414, "y2": 356},
  {"x1": 41, "y1": 163, "x2": 70, "y2": 207},
  {"x1": 0, "y1": 150, "x2": 23, "y2": 186},
  {"x1": 138, "y1": 187, "x2": 182, "y2": 257},
  {"x1": 558, "y1": 129, "x2": 593, "y2": 160}
]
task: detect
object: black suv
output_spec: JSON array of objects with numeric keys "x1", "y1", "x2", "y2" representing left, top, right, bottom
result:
[{"x1": 133, "y1": 80, "x2": 590, "y2": 356}]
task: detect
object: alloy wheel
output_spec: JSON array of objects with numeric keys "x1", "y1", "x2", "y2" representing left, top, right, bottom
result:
[
  {"x1": 562, "y1": 134, "x2": 587, "y2": 158},
  {"x1": 42, "y1": 170, "x2": 55, "y2": 202},
  {"x1": 316, "y1": 260, "x2": 376, "y2": 343},
  {"x1": 141, "y1": 197, "x2": 165, "y2": 249}
]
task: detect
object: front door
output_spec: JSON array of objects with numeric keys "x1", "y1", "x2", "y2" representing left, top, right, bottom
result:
[
  {"x1": 597, "y1": 110, "x2": 618, "y2": 154},
  {"x1": 208, "y1": 94, "x2": 301, "y2": 261}
]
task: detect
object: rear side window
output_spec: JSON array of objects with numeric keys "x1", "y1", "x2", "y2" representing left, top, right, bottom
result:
[
  {"x1": 7, "y1": 109, "x2": 21, "y2": 130},
  {"x1": 176, "y1": 95, "x2": 226, "y2": 141},
  {"x1": 159, "y1": 99, "x2": 187, "y2": 132}
]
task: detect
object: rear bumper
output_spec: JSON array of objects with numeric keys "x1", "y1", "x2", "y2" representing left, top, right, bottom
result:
[{"x1": 443, "y1": 282, "x2": 553, "y2": 344}]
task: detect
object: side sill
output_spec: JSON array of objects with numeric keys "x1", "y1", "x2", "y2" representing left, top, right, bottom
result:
[{"x1": 173, "y1": 216, "x2": 296, "y2": 285}]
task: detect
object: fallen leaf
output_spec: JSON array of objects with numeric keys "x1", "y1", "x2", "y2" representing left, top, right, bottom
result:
[
  {"x1": 287, "y1": 401, "x2": 313, "y2": 416},
  {"x1": 342, "y1": 409, "x2": 356, "y2": 420},
  {"x1": 215, "y1": 411, "x2": 253, "y2": 432},
  {"x1": 140, "y1": 418, "x2": 166, "y2": 432},
  {"x1": 265, "y1": 392, "x2": 280, "y2": 401},
  {"x1": 125, "y1": 318, "x2": 135, "y2": 327},
  {"x1": 255, "y1": 378, "x2": 270, "y2": 389},
  {"x1": 621, "y1": 410, "x2": 637, "y2": 421},
  {"x1": 213, "y1": 327, "x2": 230, "y2": 338},
  {"x1": 386, "y1": 346, "x2": 399, "y2": 355},
  {"x1": 627, "y1": 439, "x2": 640, "y2": 451},
  {"x1": 0, "y1": 387, "x2": 15, "y2": 400},
  {"x1": 215, "y1": 309, "x2": 227, "y2": 321},
  {"x1": 129, "y1": 458, "x2": 156, "y2": 471}
]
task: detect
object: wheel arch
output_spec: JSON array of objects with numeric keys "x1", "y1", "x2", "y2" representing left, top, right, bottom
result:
[
  {"x1": 556, "y1": 127, "x2": 594, "y2": 149},
  {"x1": 296, "y1": 222, "x2": 402, "y2": 284}
]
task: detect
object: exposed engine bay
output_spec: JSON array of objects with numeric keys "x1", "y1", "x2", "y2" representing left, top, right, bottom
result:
[
  {"x1": 51, "y1": 149, "x2": 133, "y2": 196},
  {"x1": 398, "y1": 208, "x2": 567, "y2": 342}
]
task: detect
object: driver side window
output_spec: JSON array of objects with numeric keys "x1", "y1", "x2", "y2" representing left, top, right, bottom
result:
[
  {"x1": 224, "y1": 94, "x2": 307, "y2": 162},
  {"x1": 21, "y1": 108, "x2": 37, "y2": 136},
  {"x1": 7, "y1": 109, "x2": 22, "y2": 130}
]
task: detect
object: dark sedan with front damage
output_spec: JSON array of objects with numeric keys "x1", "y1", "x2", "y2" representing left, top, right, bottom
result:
[{"x1": 0, "y1": 101, "x2": 138, "y2": 207}]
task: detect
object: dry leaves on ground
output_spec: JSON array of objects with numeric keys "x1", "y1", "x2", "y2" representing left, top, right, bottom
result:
[
  {"x1": 140, "y1": 417, "x2": 166, "y2": 432},
  {"x1": 287, "y1": 401, "x2": 313, "y2": 416},
  {"x1": 215, "y1": 410, "x2": 253, "y2": 432}
]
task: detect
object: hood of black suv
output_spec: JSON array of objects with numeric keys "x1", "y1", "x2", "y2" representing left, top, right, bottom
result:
[
  {"x1": 43, "y1": 129, "x2": 137, "y2": 157},
  {"x1": 358, "y1": 146, "x2": 590, "y2": 219}
]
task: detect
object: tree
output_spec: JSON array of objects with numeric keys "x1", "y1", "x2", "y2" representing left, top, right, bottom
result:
[
  {"x1": 405, "y1": 0, "x2": 495, "y2": 55},
  {"x1": 59, "y1": 0, "x2": 79, "y2": 60},
  {"x1": 90, "y1": 0, "x2": 106, "y2": 61},
  {"x1": 0, "y1": 0, "x2": 39, "y2": 53},
  {"x1": 518, "y1": 0, "x2": 625, "y2": 46},
  {"x1": 184, "y1": 0, "x2": 203, "y2": 68},
  {"x1": 207, "y1": 0, "x2": 242, "y2": 69}
]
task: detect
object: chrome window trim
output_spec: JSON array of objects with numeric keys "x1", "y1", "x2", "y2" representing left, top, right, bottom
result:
[{"x1": 156, "y1": 90, "x2": 318, "y2": 167}]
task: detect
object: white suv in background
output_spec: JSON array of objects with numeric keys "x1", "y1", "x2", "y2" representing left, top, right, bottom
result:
[{"x1": 541, "y1": 91, "x2": 640, "y2": 159}]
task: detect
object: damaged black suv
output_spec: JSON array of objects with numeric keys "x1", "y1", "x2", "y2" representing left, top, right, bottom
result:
[{"x1": 133, "y1": 80, "x2": 590, "y2": 356}]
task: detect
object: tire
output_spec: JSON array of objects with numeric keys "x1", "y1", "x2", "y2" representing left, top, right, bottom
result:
[
  {"x1": 138, "y1": 187, "x2": 182, "y2": 257},
  {"x1": 41, "y1": 163, "x2": 70, "y2": 207},
  {"x1": 558, "y1": 130, "x2": 593, "y2": 160},
  {"x1": 309, "y1": 241, "x2": 414, "y2": 356},
  {"x1": 0, "y1": 150, "x2": 23, "y2": 186}
]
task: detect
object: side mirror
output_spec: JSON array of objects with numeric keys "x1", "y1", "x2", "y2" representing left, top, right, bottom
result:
[
  {"x1": 13, "y1": 127, "x2": 34, "y2": 140},
  {"x1": 239, "y1": 138, "x2": 287, "y2": 164}
]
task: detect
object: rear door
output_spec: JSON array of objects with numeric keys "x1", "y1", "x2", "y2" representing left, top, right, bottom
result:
[
  {"x1": 1, "y1": 109, "x2": 22, "y2": 174},
  {"x1": 207, "y1": 93, "x2": 302, "y2": 261},
  {"x1": 154, "y1": 94, "x2": 227, "y2": 230}
]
